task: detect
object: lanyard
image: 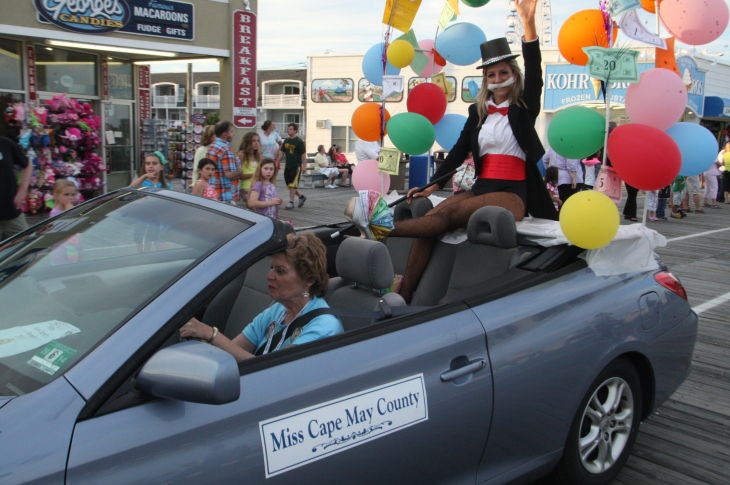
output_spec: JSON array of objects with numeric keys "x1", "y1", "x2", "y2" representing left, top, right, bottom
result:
[{"x1": 260, "y1": 305, "x2": 305, "y2": 355}]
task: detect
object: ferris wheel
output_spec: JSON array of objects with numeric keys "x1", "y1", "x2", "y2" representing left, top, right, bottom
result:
[{"x1": 506, "y1": 0, "x2": 552, "y2": 46}]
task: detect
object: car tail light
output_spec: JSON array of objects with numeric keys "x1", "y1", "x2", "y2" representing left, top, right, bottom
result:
[{"x1": 655, "y1": 271, "x2": 687, "y2": 300}]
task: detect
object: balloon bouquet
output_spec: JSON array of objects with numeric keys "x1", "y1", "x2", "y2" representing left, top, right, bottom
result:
[
  {"x1": 551, "y1": 0, "x2": 728, "y2": 249},
  {"x1": 347, "y1": 0, "x2": 495, "y2": 238}
]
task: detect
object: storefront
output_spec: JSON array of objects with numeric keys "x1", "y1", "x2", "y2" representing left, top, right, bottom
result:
[{"x1": 1, "y1": 0, "x2": 250, "y2": 210}]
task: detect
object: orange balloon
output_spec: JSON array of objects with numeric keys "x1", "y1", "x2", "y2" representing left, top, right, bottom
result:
[
  {"x1": 640, "y1": 0, "x2": 662, "y2": 13},
  {"x1": 655, "y1": 37, "x2": 679, "y2": 75},
  {"x1": 558, "y1": 9, "x2": 616, "y2": 66},
  {"x1": 351, "y1": 103, "x2": 391, "y2": 142}
]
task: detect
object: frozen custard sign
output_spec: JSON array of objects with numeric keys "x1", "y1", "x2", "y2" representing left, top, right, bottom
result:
[
  {"x1": 35, "y1": 0, "x2": 194, "y2": 40},
  {"x1": 259, "y1": 375, "x2": 428, "y2": 478}
]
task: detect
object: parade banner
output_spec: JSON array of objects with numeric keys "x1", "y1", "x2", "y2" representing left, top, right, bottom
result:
[{"x1": 232, "y1": 10, "x2": 257, "y2": 129}]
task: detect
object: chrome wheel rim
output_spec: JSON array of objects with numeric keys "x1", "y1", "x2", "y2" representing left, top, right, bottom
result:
[{"x1": 578, "y1": 376, "x2": 634, "y2": 474}]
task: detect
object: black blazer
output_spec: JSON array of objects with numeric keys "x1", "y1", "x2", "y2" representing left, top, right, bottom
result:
[{"x1": 431, "y1": 39, "x2": 558, "y2": 220}]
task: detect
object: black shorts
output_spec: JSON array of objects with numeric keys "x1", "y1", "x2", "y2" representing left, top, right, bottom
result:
[
  {"x1": 471, "y1": 178, "x2": 527, "y2": 206},
  {"x1": 284, "y1": 165, "x2": 301, "y2": 188}
]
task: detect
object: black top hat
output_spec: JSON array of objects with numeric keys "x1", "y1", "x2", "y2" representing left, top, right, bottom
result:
[{"x1": 477, "y1": 37, "x2": 519, "y2": 69}]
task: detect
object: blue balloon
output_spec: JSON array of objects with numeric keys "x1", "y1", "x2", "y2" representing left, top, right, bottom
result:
[
  {"x1": 434, "y1": 23, "x2": 487, "y2": 66},
  {"x1": 434, "y1": 113, "x2": 467, "y2": 150},
  {"x1": 665, "y1": 123, "x2": 718, "y2": 176},
  {"x1": 362, "y1": 42, "x2": 400, "y2": 86}
]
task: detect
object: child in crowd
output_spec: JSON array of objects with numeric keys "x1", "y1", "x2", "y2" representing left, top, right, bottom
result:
[
  {"x1": 544, "y1": 166, "x2": 562, "y2": 211},
  {"x1": 130, "y1": 151, "x2": 172, "y2": 189},
  {"x1": 671, "y1": 176, "x2": 687, "y2": 219},
  {"x1": 237, "y1": 131, "x2": 261, "y2": 204},
  {"x1": 49, "y1": 179, "x2": 77, "y2": 217},
  {"x1": 645, "y1": 190, "x2": 658, "y2": 222},
  {"x1": 581, "y1": 152, "x2": 600, "y2": 190},
  {"x1": 191, "y1": 158, "x2": 219, "y2": 200},
  {"x1": 247, "y1": 158, "x2": 282, "y2": 219}
]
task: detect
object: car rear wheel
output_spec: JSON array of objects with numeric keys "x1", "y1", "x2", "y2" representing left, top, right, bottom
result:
[{"x1": 550, "y1": 359, "x2": 642, "y2": 485}]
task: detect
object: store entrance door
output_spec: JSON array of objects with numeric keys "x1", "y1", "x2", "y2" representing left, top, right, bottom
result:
[{"x1": 105, "y1": 102, "x2": 135, "y2": 190}]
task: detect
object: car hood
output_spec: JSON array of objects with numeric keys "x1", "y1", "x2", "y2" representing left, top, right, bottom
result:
[{"x1": 0, "y1": 396, "x2": 14, "y2": 411}]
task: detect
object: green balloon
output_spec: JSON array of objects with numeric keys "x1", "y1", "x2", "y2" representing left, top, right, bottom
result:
[
  {"x1": 386, "y1": 112, "x2": 435, "y2": 155},
  {"x1": 547, "y1": 106, "x2": 606, "y2": 159},
  {"x1": 461, "y1": 0, "x2": 490, "y2": 7}
]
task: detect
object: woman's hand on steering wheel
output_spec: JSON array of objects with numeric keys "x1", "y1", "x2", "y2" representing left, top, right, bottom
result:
[{"x1": 179, "y1": 317, "x2": 213, "y2": 341}]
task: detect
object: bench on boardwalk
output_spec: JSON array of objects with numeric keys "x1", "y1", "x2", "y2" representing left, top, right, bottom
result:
[{"x1": 300, "y1": 159, "x2": 327, "y2": 188}]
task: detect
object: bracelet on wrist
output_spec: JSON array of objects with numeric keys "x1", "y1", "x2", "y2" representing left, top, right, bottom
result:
[{"x1": 207, "y1": 326, "x2": 219, "y2": 342}]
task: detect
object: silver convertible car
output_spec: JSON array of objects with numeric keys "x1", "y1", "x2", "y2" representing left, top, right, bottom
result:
[{"x1": 0, "y1": 188, "x2": 696, "y2": 484}]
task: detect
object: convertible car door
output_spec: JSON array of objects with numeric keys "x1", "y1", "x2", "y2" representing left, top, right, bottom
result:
[{"x1": 66, "y1": 306, "x2": 492, "y2": 484}]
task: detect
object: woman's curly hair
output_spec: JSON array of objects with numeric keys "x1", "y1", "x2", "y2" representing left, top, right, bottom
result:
[{"x1": 284, "y1": 233, "x2": 329, "y2": 297}]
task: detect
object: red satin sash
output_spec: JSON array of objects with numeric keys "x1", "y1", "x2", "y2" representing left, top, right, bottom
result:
[{"x1": 479, "y1": 154, "x2": 526, "y2": 181}]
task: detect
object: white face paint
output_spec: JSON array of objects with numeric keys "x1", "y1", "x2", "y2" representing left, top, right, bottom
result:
[{"x1": 487, "y1": 76, "x2": 515, "y2": 91}]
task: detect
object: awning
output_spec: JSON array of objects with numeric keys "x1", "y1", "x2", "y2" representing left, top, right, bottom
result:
[{"x1": 703, "y1": 96, "x2": 730, "y2": 118}]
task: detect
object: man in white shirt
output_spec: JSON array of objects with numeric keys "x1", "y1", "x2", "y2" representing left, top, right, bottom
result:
[{"x1": 355, "y1": 140, "x2": 381, "y2": 163}]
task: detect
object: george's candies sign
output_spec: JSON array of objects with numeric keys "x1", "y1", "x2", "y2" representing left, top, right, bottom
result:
[{"x1": 34, "y1": 0, "x2": 194, "y2": 41}]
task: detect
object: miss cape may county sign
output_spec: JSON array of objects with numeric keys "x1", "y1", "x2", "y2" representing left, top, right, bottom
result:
[
  {"x1": 34, "y1": 0, "x2": 194, "y2": 41},
  {"x1": 259, "y1": 374, "x2": 428, "y2": 478},
  {"x1": 543, "y1": 58, "x2": 706, "y2": 115}
]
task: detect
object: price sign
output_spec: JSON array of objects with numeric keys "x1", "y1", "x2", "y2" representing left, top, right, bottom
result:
[
  {"x1": 583, "y1": 46, "x2": 640, "y2": 83},
  {"x1": 608, "y1": 0, "x2": 641, "y2": 17},
  {"x1": 378, "y1": 147, "x2": 401, "y2": 175},
  {"x1": 595, "y1": 165, "x2": 622, "y2": 204}
]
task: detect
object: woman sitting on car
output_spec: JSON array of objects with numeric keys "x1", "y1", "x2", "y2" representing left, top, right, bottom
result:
[{"x1": 180, "y1": 233, "x2": 343, "y2": 360}]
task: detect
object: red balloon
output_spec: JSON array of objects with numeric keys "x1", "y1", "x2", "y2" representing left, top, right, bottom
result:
[
  {"x1": 407, "y1": 83, "x2": 447, "y2": 124},
  {"x1": 607, "y1": 124, "x2": 681, "y2": 190}
]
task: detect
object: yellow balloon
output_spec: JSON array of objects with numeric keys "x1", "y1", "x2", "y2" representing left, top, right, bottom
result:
[
  {"x1": 559, "y1": 190, "x2": 619, "y2": 249},
  {"x1": 387, "y1": 40, "x2": 415, "y2": 68}
]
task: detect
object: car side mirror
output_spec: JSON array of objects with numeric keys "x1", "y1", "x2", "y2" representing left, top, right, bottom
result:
[{"x1": 137, "y1": 340, "x2": 240, "y2": 404}]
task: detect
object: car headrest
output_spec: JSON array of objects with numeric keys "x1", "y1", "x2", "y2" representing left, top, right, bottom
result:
[
  {"x1": 336, "y1": 237, "x2": 394, "y2": 289},
  {"x1": 393, "y1": 197, "x2": 433, "y2": 222},
  {"x1": 467, "y1": 206, "x2": 517, "y2": 248}
]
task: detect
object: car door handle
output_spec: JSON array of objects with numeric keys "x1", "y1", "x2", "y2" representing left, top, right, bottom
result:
[{"x1": 440, "y1": 359, "x2": 487, "y2": 382}]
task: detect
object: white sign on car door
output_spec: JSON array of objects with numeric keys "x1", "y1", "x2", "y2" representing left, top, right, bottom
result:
[{"x1": 259, "y1": 374, "x2": 428, "y2": 478}]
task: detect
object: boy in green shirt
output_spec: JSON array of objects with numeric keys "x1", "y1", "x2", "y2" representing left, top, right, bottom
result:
[
  {"x1": 280, "y1": 123, "x2": 307, "y2": 209},
  {"x1": 670, "y1": 176, "x2": 686, "y2": 219}
]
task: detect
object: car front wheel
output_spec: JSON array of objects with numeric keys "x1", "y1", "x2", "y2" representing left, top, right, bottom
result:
[{"x1": 551, "y1": 359, "x2": 643, "y2": 485}]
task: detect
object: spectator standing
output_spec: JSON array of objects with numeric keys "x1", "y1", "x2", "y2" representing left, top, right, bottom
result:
[
  {"x1": 670, "y1": 176, "x2": 687, "y2": 218},
  {"x1": 207, "y1": 121, "x2": 242, "y2": 204},
  {"x1": 685, "y1": 175, "x2": 703, "y2": 213},
  {"x1": 543, "y1": 147, "x2": 582, "y2": 203},
  {"x1": 280, "y1": 123, "x2": 307, "y2": 209},
  {"x1": 622, "y1": 183, "x2": 639, "y2": 222},
  {"x1": 191, "y1": 158, "x2": 219, "y2": 200},
  {"x1": 49, "y1": 179, "x2": 77, "y2": 217},
  {"x1": 544, "y1": 165, "x2": 561, "y2": 211},
  {"x1": 258, "y1": 120, "x2": 283, "y2": 164},
  {"x1": 247, "y1": 158, "x2": 282, "y2": 219},
  {"x1": 703, "y1": 158, "x2": 722, "y2": 208},
  {"x1": 355, "y1": 139, "x2": 381, "y2": 163},
  {"x1": 718, "y1": 142, "x2": 730, "y2": 203},
  {"x1": 656, "y1": 185, "x2": 670, "y2": 220},
  {"x1": 130, "y1": 152, "x2": 172, "y2": 189},
  {"x1": 0, "y1": 136, "x2": 31, "y2": 240},
  {"x1": 580, "y1": 152, "x2": 601, "y2": 190},
  {"x1": 237, "y1": 131, "x2": 261, "y2": 204},
  {"x1": 191, "y1": 125, "x2": 216, "y2": 186}
]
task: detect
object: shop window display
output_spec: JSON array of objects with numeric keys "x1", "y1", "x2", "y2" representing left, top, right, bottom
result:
[
  {"x1": 5, "y1": 94, "x2": 103, "y2": 214},
  {"x1": 36, "y1": 47, "x2": 97, "y2": 97}
]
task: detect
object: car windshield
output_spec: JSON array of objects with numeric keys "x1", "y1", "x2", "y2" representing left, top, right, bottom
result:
[{"x1": 0, "y1": 191, "x2": 249, "y2": 396}]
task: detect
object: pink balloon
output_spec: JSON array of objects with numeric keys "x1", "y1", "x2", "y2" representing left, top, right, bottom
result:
[
  {"x1": 626, "y1": 68, "x2": 687, "y2": 130},
  {"x1": 417, "y1": 39, "x2": 444, "y2": 77},
  {"x1": 352, "y1": 159, "x2": 391, "y2": 194},
  {"x1": 660, "y1": 0, "x2": 729, "y2": 45}
]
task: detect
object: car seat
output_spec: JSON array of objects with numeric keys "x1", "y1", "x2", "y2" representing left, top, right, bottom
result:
[
  {"x1": 411, "y1": 206, "x2": 519, "y2": 306},
  {"x1": 327, "y1": 237, "x2": 406, "y2": 331},
  {"x1": 384, "y1": 197, "x2": 433, "y2": 275}
]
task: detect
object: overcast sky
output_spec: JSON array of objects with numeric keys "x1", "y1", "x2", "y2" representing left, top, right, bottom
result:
[{"x1": 255, "y1": 0, "x2": 729, "y2": 69}]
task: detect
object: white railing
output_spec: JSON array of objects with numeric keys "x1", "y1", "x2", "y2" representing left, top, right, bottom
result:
[
  {"x1": 194, "y1": 94, "x2": 220, "y2": 108},
  {"x1": 261, "y1": 94, "x2": 302, "y2": 107},
  {"x1": 152, "y1": 94, "x2": 184, "y2": 108}
]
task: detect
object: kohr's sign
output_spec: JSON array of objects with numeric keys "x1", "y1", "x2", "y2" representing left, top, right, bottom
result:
[
  {"x1": 35, "y1": 0, "x2": 194, "y2": 41},
  {"x1": 543, "y1": 63, "x2": 654, "y2": 111}
]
